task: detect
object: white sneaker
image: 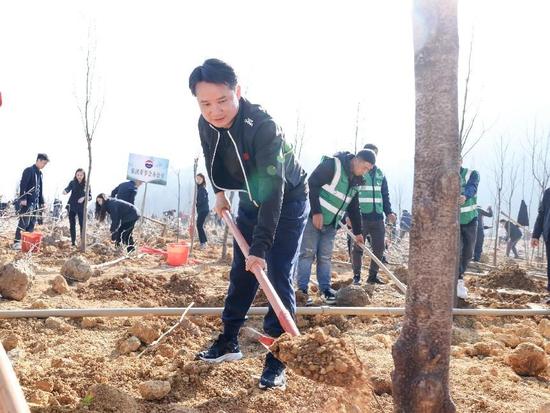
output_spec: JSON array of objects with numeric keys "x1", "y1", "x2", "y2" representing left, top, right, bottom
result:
[
  {"x1": 12, "y1": 242, "x2": 21, "y2": 250},
  {"x1": 457, "y1": 279, "x2": 468, "y2": 300}
]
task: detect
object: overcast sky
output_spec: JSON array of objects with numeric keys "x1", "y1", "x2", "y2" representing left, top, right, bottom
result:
[{"x1": 1, "y1": 0, "x2": 549, "y2": 220}]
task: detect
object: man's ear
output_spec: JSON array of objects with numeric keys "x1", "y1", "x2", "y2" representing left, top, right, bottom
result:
[{"x1": 235, "y1": 84, "x2": 241, "y2": 100}]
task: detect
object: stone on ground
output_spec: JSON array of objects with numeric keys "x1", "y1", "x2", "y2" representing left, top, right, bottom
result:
[
  {"x1": 335, "y1": 285, "x2": 370, "y2": 306},
  {"x1": 61, "y1": 256, "x2": 93, "y2": 282},
  {"x1": 117, "y1": 336, "x2": 142, "y2": 354},
  {"x1": 0, "y1": 260, "x2": 34, "y2": 301},
  {"x1": 87, "y1": 384, "x2": 138, "y2": 413},
  {"x1": 130, "y1": 321, "x2": 162, "y2": 345},
  {"x1": 505, "y1": 342, "x2": 548, "y2": 376},
  {"x1": 51, "y1": 275, "x2": 69, "y2": 294},
  {"x1": 139, "y1": 380, "x2": 171, "y2": 400}
]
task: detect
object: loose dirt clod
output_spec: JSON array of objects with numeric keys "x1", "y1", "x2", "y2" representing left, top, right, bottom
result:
[
  {"x1": 51, "y1": 275, "x2": 70, "y2": 294},
  {"x1": 393, "y1": 265, "x2": 408, "y2": 285},
  {"x1": 539, "y1": 319, "x2": 550, "y2": 339},
  {"x1": 130, "y1": 321, "x2": 162, "y2": 345},
  {"x1": 87, "y1": 384, "x2": 138, "y2": 413},
  {"x1": 335, "y1": 285, "x2": 370, "y2": 306},
  {"x1": 139, "y1": 380, "x2": 171, "y2": 400},
  {"x1": 2, "y1": 334, "x2": 20, "y2": 351},
  {"x1": 61, "y1": 255, "x2": 93, "y2": 282},
  {"x1": 117, "y1": 336, "x2": 142, "y2": 354},
  {"x1": 481, "y1": 262, "x2": 538, "y2": 291},
  {"x1": 505, "y1": 342, "x2": 548, "y2": 376},
  {"x1": 0, "y1": 260, "x2": 34, "y2": 300},
  {"x1": 269, "y1": 327, "x2": 365, "y2": 386}
]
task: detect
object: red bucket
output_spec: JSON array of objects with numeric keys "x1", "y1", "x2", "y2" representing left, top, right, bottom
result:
[
  {"x1": 21, "y1": 231, "x2": 43, "y2": 253},
  {"x1": 166, "y1": 243, "x2": 189, "y2": 266}
]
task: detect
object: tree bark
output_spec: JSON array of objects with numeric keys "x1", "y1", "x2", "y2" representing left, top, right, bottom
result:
[{"x1": 392, "y1": 1, "x2": 459, "y2": 412}]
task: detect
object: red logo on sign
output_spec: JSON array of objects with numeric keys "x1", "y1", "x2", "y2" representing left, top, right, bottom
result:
[
  {"x1": 145, "y1": 160, "x2": 153, "y2": 169},
  {"x1": 242, "y1": 152, "x2": 250, "y2": 161}
]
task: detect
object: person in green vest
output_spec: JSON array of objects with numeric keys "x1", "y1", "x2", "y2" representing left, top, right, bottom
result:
[
  {"x1": 351, "y1": 144, "x2": 397, "y2": 285},
  {"x1": 458, "y1": 165, "x2": 480, "y2": 299},
  {"x1": 296, "y1": 149, "x2": 375, "y2": 304}
]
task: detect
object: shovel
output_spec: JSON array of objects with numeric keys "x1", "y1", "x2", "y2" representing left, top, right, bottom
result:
[{"x1": 222, "y1": 209, "x2": 300, "y2": 338}]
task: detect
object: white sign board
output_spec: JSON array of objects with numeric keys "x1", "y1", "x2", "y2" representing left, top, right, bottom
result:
[{"x1": 127, "y1": 153, "x2": 169, "y2": 186}]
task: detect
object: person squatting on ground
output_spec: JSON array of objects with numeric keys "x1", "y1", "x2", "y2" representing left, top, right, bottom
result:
[
  {"x1": 111, "y1": 179, "x2": 142, "y2": 205},
  {"x1": 189, "y1": 59, "x2": 308, "y2": 390},
  {"x1": 500, "y1": 218, "x2": 522, "y2": 259},
  {"x1": 63, "y1": 168, "x2": 92, "y2": 247},
  {"x1": 95, "y1": 194, "x2": 140, "y2": 253},
  {"x1": 352, "y1": 144, "x2": 396, "y2": 285},
  {"x1": 296, "y1": 150, "x2": 372, "y2": 305},
  {"x1": 531, "y1": 187, "x2": 550, "y2": 295},
  {"x1": 195, "y1": 173, "x2": 210, "y2": 248},
  {"x1": 13, "y1": 153, "x2": 49, "y2": 249},
  {"x1": 473, "y1": 205, "x2": 493, "y2": 262},
  {"x1": 458, "y1": 165, "x2": 480, "y2": 300}
]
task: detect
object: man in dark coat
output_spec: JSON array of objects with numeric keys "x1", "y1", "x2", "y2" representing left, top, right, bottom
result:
[
  {"x1": 532, "y1": 187, "x2": 550, "y2": 294},
  {"x1": 189, "y1": 58, "x2": 308, "y2": 390},
  {"x1": 13, "y1": 153, "x2": 49, "y2": 249}
]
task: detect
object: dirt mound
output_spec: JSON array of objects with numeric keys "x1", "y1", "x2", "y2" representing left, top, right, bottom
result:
[
  {"x1": 77, "y1": 273, "x2": 166, "y2": 303},
  {"x1": 481, "y1": 262, "x2": 538, "y2": 292},
  {"x1": 335, "y1": 285, "x2": 370, "y2": 306},
  {"x1": 0, "y1": 260, "x2": 34, "y2": 300},
  {"x1": 270, "y1": 327, "x2": 365, "y2": 386},
  {"x1": 61, "y1": 256, "x2": 93, "y2": 282}
]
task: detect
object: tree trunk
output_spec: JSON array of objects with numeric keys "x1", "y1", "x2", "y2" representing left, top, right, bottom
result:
[
  {"x1": 81, "y1": 139, "x2": 92, "y2": 252},
  {"x1": 176, "y1": 171, "x2": 181, "y2": 242},
  {"x1": 493, "y1": 195, "x2": 501, "y2": 266},
  {"x1": 392, "y1": 1, "x2": 458, "y2": 412}
]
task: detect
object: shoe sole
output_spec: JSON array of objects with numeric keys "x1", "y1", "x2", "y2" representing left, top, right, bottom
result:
[{"x1": 199, "y1": 351, "x2": 243, "y2": 363}]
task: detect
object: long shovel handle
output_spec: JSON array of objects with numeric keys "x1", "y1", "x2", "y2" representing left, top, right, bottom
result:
[
  {"x1": 0, "y1": 345, "x2": 30, "y2": 413},
  {"x1": 222, "y1": 210, "x2": 300, "y2": 337},
  {"x1": 340, "y1": 222, "x2": 407, "y2": 294}
]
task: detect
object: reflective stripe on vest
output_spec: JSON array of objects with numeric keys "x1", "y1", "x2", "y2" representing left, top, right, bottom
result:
[
  {"x1": 319, "y1": 157, "x2": 356, "y2": 227},
  {"x1": 359, "y1": 168, "x2": 384, "y2": 214},
  {"x1": 460, "y1": 168, "x2": 478, "y2": 225}
]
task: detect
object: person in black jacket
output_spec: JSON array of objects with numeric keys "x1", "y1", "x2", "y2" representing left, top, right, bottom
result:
[
  {"x1": 95, "y1": 194, "x2": 140, "y2": 253},
  {"x1": 111, "y1": 180, "x2": 142, "y2": 205},
  {"x1": 13, "y1": 153, "x2": 49, "y2": 249},
  {"x1": 500, "y1": 219, "x2": 522, "y2": 258},
  {"x1": 473, "y1": 206, "x2": 493, "y2": 262},
  {"x1": 531, "y1": 187, "x2": 550, "y2": 293},
  {"x1": 63, "y1": 168, "x2": 92, "y2": 246},
  {"x1": 195, "y1": 173, "x2": 210, "y2": 247},
  {"x1": 189, "y1": 59, "x2": 308, "y2": 390}
]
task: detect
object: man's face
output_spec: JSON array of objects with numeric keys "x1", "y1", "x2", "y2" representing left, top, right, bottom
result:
[
  {"x1": 195, "y1": 82, "x2": 241, "y2": 129},
  {"x1": 353, "y1": 159, "x2": 373, "y2": 176},
  {"x1": 36, "y1": 160, "x2": 48, "y2": 170}
]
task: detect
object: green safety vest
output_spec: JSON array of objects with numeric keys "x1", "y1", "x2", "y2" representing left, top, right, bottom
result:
[
  {"x1": 358, "y1": 168, "x2": 384, "y2": 214},
  {"x1": 460, "y1": 168, "x2": 478, "y2": 225},
  {"x1": 319, "y1": 156, "x2": 357, "y2": 227}
]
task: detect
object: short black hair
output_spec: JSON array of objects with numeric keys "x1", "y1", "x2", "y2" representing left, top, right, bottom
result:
[
  {"x1": 363, "y1": 143, "x2": 378, "y2": 152},
  {"x1": 37, "y1": 153, "x2": 49, "y2": 162},
  {"x1": 189, "y1": 59, "x2": 238, "y2": 96}
]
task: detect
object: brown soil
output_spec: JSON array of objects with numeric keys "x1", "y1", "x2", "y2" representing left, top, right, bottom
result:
[
  {"x1": 480, "y1": 262, "x2": 539, "y2": 292},
  {"x1": 270, "y1": 327, "x2": 366, "y2": 387},
  {"x1": 0, "y1": 222, "x2": 549, "y2": 412}
]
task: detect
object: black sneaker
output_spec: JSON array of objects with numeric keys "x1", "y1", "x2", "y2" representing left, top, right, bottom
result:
[
  {"x1": 196, "y1": 334, "x2": 243, "y2": 363},
  {"x1": 299, "y1": 289, "x2": 313, "y2": 306},
  {"x1": 259, "y1": 353, "x2": 286, "y2": 390},
  {"x1": 352, "y1": 275, "x2": 361, "y2": 285},
  {"x1": 321, "y1": 289, "x2": 336, "y2": 305},
  {"x1": 367, "y1": 276, "x2": 386, "y2": 285}
]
